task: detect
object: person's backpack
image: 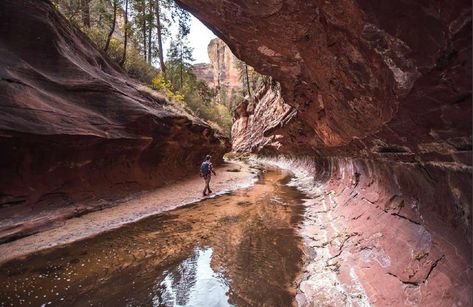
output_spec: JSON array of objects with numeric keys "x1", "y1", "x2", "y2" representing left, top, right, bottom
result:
[{"x1": 200, "y1": 161, "x2": 210, "y2": 176}]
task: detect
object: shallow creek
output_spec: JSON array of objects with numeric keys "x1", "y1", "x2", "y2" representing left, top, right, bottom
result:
[{"x1": 0, "y1": 168, "x2": 306, "y2": 306}]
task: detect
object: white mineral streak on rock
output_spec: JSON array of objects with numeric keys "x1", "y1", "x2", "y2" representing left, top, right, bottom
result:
[
  {"x1": 257, "y1": 45, "x2": 281, "y2": 57},
  {"x1": 362, "y1": 23, "x2": 420, "y2": 92},
  {"x1": 252, "y1": 156, "x2": 372, "y2": 306}
]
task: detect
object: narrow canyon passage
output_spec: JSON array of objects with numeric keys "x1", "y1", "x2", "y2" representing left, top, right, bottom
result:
[
  {"x1": 0, "y1": 0, "x2": 471, "y2": 306},
  {"x1": 0, "y1": 168, "x2": 306, "y2": 306}
]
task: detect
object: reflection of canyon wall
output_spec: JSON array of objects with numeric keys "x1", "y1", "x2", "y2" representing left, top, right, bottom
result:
[
  {"x1": 178, "y1": 0, "x2": 472, "y2": 305},
  {"x1": 0, "y1": 0, "x2": 229, "y2": 243},
  {"x1": 193, "y1": 38, "x2": 243, "y2": 108}
]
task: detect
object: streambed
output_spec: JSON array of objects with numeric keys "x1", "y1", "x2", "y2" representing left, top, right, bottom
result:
[{"x1": 0, "y1": 168, "x2": 306, "y2": 306}]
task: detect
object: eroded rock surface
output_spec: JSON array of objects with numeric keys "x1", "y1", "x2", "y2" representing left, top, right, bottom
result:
[
  {"x1": 177, "y1": 0, "x2": 472, "y2": 305},
  {"x1": 179, "y1": 0, "x2": 471, "y2": 160},
  {"x1": 0, "y1": 0, "x2": 229, "y2": 243},
  {"x1": 232, "y1": 80, "x2": 296, "y2": 152},
  {"x1": 262, "y1": 156, "x2": 471, "y2": 306}
]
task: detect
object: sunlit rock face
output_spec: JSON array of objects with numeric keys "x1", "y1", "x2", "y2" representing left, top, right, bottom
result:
[
  {"x1": 0, "y1": 0, "x2": 229, "y2": 243},
  {"x1": 207, "y1": 38, "x2": 242, "y2": 91},
  {"x1": 193, "y1": 38, "x2": 243, "y2": 109},
  {"x1": 177, "y1": 0, "x2": 472, "y2": 305},
  {"x1": 232, "y1": 80, "x2": 296, "y2": 153}
]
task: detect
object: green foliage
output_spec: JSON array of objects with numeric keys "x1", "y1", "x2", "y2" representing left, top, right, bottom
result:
[
  {"x1": 151, "y1": 67, "x2": 232, "y2": 135},
  {"x1": 55, "y1": 0, "x2": 234, "y2": 135},
  {"x1": 164, "y1": 62, "x2": 233, "y2": 135},
  {"x1": 229, "y1": 88, "x2": 245, "y2": 114},
  {"x1": 234, "y1": 58, "x2": 266, "y2": 99},
  {"x1": 151, "y1": 74, "x2": 184, "y2": 102},
  {"x1": 84, "y1": 28, "x2": 157, "y2": 83}
]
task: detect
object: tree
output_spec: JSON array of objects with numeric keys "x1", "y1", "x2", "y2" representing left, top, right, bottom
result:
[
  {"x1": 155, "y1": 0, "x2": 166, "y2": 77},
  {"x1": 147, "y1": 0, "x2": 153, "y2": 63},
  {"x1": 235, "y1": 58, "x2": 266, "y2": 100},
  {"x1": 171, "y1": 3, "x2": 190, "y2": 37},
  {"x1": 141, "y1": 4, "x2": 147, "y2": 61},
  {"x1": 152, "y1": 0, "x2": 184, "y2": 77},
  {"x1": 130, "y1": 0, "x2": 147, "y2": 61},
  {"x1": 166, "y1": 7, "x2": 191, "y2": 90},
  {"x1": 244, "y1": 62, "x2": 251, "y2": 98},
  {"x1": 166, "y1": 31, "x2": 194, "y2": 91},
  {"x1": 119, "y1": 0, "x2": 129, "y2": 66},
  {"x1": 104, "y1": 0, "x2": 119, "y2": 52},
  {"x1": 81, "y1": 0, "x2": 92, "y2": 28}
]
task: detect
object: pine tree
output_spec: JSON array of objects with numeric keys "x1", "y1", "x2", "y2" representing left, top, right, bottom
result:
[
  {"x1": 166, "y1": 31, "x2": 194, "y2": 91},
  {"x1": 147, "y1": 0, "x2": 153, "y2": 63},
  {"x1": 235, "y1": 59, "x2": 252, "y2": 99},
  {"x1": 119, "y1": 0, "x2": 129, "y2": 66},
  {"x1": 104, "y1": 0, "x2": 120, "y2": 52},
  {"x1": 81, "y1": 0, "x2": 92, "y2": 28},
  {"x1": 155, "y1": 0, "x2": 167, "y2": 77}
]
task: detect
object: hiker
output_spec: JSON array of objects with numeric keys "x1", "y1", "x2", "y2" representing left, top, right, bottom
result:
[{"x1": 200, "y1": 154, "x2": 216, "y2": 196}]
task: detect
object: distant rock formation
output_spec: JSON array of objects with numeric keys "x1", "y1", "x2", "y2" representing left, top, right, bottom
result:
[
  {"x1": 193, "y1": 38, "x2": 244, "y2": 109},
  {"x1": 193, "y1": 63, "x2": 214, "y2": 85}
]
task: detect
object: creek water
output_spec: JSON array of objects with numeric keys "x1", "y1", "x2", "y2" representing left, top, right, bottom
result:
[{"x1": 0, "y1": 168, "x2": 306, "y2": 306}]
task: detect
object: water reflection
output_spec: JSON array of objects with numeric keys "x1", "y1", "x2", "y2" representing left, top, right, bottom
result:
[
  {"x1": 155, "y1": 248, "x2": 233, "y2": 307},
  {"x1": 0, "y1": 169, "x2": 305, "y2": 306}
]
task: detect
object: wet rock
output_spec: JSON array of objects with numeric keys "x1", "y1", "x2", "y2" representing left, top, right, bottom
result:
[
  {"x1": 176, "y1": 0, "x2": 471, "y2": 304},
  {"x1": 260, "y1": 156, "x2": 472, "y2": 306}
]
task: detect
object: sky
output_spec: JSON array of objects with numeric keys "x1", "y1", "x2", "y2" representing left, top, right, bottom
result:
[
  {"x1": 164, "y1": 15, "x2": 216, "y2": 64},
  {"x1": 188, "y1": 16, "x2": 217, "y2": 63}
]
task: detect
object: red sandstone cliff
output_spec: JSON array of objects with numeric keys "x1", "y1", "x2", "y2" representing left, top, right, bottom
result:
[
  {"x1": 0, "y1": 0, "x2": 229, "y2": 243},
  {"x1": 193, "y1": 38, "x2": 244, "y2": 108},
  {"x1": 177, "y1": 0, "x2": 472, "y2": 305}
]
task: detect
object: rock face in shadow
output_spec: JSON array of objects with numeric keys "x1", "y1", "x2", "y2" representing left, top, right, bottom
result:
[
  {"x1": 179, "y1": 0, "x2": 471, "y2": 159},
  {"x1": 177, "y1": 0, "x2": 472, "y2": 305},
  {"x1": 0, "y1": 0, "x2": 229, "y2": 243}
]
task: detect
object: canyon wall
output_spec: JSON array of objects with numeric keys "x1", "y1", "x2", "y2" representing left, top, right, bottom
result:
[
  {"x1": 193, "y1": 38, "x2": 243, "y2": 108},
  {"x1": 177, "y1": 0, "x2": 472, "y2": 305},
  {"x1": 0, "y1": 0, "x2": 229, "y2": 243}
]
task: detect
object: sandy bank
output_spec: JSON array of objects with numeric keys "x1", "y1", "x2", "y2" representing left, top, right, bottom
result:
[{"x1": 0, "y1": 161, "x2": 256, "y2": 265}]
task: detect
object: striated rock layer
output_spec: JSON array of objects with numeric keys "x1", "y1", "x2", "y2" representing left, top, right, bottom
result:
[
  {"x1": 260, "y1": 155, "x2": 471, "y2": 306},
  {"x1": 0, "y1": 0, "x2": 229, "y2": 243},
  {"x1": 177, "y1": 0, "x2": 472, "y2": 305}
]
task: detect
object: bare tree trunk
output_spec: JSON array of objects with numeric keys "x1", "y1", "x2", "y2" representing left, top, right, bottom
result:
[
  {"x1": 143, "y1": 18, "x2": 147, "y2": 61},
  {"x1": 81, "y1": 0, "x2": 91, "y2": 28},
  {"x1": 179, "y1": 63, "x2": 183, "y2": 90},
  {"x1": 245, "y1": 63, "x2": 252, "y2": 98},
  {"x1": 104, "y1": 0, "x2": 117, "y2": 52},
  {"x1": 216, "y1": 41, "x2": 221, "y2": 88},
  {"x1": 147, "y1": 0, "x2": 153, "y2": 63},
  {"x1": 119, "y1": 0, "x2": 129, "y2": 66},
  {"x1": 179, "y1": 45, "x2": 183, "y2": 90},
  {"x1": 155, "y1": 0, "x2": 166, "y2": 77}
]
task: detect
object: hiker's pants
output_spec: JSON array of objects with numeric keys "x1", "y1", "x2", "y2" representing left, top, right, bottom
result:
[{"x1": 203, "y1": 176, "x2": 211, "y2": 193}]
